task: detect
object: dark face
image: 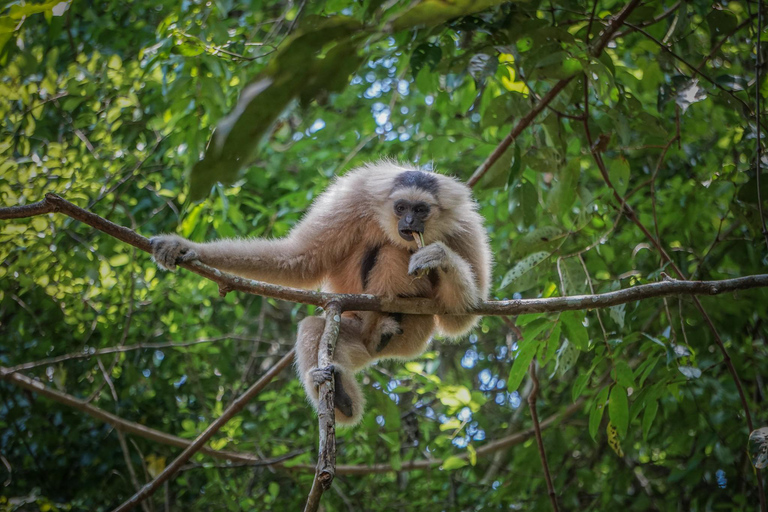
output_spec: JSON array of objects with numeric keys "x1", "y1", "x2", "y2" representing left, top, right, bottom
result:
[{"x1": 393, "y1": 199, "x2": 431, "y2": 241}]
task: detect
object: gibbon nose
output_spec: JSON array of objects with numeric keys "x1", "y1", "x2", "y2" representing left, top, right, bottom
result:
[{"x1": 405, "y1": 214, "x2": 414, "y2": 224}]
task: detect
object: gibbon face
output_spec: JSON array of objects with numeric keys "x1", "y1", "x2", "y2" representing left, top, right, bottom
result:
[{"x1": 378, "y1": 170, "x2": 446, "y2": 248}]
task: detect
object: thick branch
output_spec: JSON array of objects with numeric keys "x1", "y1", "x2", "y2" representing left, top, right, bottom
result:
[
  {"x1": 2, "y1": 195, "x2": 767, "y2": 317},
  {"x1": 111, "y1": 350, "x2": 294, "y2": 512}
]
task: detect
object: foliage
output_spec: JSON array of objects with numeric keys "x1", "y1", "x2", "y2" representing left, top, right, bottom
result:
[{"x1": 1, "y1": 0, "x2": 767, "y2": 510}]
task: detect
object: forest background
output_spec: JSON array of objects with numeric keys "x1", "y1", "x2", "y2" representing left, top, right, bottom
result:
[{"x1": 1, "y1": 0, "x2": 767, "y2": 510}]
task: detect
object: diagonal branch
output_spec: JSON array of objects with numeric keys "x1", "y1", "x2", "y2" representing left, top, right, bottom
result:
[
  {"x1": 110, "y1": 350, "x2": 294, "y2": 512},
  {"x1": 0, "y1": 358, "x2": 584, "y2": 476},
  {"x1": 467, "y1": 0, "x2": 643, "y2": 186},
  {"x1": 0, "y1": 364, "x2": 288, "y2": 464}
]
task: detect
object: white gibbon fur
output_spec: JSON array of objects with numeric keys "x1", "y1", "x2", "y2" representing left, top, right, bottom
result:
[{"x1": 151, "y1": 162, "x2": 492, "y2": 425}]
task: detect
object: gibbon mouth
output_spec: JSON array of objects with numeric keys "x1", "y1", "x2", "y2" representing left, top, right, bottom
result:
[{"x1": 399, "y1": 229, "x2": 422, "y2": 241}]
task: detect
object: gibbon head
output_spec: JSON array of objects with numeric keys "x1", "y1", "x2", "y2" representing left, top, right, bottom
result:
[{"x1": 380, "y1": 170, "x2": 446, "y2": 248}]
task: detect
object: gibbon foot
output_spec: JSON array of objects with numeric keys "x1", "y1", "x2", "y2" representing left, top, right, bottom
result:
[
  {"x1": 408, "y1": 243, "x2": 448, "y2": 276},
  {"x1": 310, "y1": 365, "x2": 354, "y2": 418},
  {"x1": 150, "y1": 235, "x2": 199, "y2": 270},
  {"x1": 376, "y1": 315, "x2": 404, "y2": 353}
]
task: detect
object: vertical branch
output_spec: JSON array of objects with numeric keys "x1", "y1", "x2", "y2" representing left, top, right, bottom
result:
[
  {"x1": 528, "y1": 361, "x2": 559, "y2": 512},
  {"x1": 304, "y1": 302, "x2": 342, "y2": 512}
]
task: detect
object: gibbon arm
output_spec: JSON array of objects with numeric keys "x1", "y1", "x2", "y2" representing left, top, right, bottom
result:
[
  {"x1": 429, "y1": 224, "x2": 491, "y2": 337},
  {"x1": 151, "y1": 194, "x2": 360, "y2": 289}
]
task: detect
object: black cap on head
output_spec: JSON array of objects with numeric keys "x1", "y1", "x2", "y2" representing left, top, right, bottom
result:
[{"x1": 392, "y1": 170, "x2": 439, "y2": 196}]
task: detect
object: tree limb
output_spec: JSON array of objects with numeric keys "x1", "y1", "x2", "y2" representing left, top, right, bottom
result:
[
  {"x1": 0, "y1": 360, "x2": 583, "y2": 476},
  {"x1": 304, "y1": 303, "x2": 342, "y2": 512},
  {"x1": 2, "y1": 195, "x2": 767, "y2": 318},
  {"x1": 0, "y1": 364, "x2": 285, "y2": 464},
  {"x1": 467, "y1": 0, "x2": 642, "y2": 186},
  {"x1": 110, "y1": 350, "x2": 294, "y2": 512}
]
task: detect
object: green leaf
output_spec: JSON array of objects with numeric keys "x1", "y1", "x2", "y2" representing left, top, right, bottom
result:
[
  {"x1": 555, "y1": 339, "x2": 579, "y2": 377},
  {"x1": 642, "y1": 398, "x2": 658, "y2": 441},
  {"x1": 614, "y1": 360, "x2": 635, "y2": 389},
  {"x1": 441, "y1": 456, "x2": 469, "y2": 471},
  {"x1": 499, "y1": 251, "x2": 548, "y2": 291},
  {"x1": 541, "y1": 321, "x2": 561, "y2": 365},
  {"x1": 390, "y1": 0, "x2": 509, "y2": 31},
  {"x1": 560, "y1": 257, "x2": 587, "y2": 296},
  {"x1": 561, "y1": 310, "x2": 588, "y2": 350},
  {"x1": 608, "y1": 156, "x2": 630, "y2": 197},
  {"x1": 589, "y1": 386, "x2": 610, "y2": 441},
  {"x1": 508, "y1": 321, "x2": 550, "y2": 392},
  {"x1": 572, "y1": 368, "x2": 593, "y2": 402},
  {"x1": 411, "y1": 43, "x2": 442, "y2": 75},
  {"x1": 609, "y1": 385, "x2": 629, "y2": 438}
]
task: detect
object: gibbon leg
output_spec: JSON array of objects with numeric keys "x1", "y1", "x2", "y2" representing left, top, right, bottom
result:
[
  {"x1": 372, "y1": 315, "x2": 436, "y2": 360},
  {"x1": 295, "y1": 315, "x2": 372, "y2": 425}
]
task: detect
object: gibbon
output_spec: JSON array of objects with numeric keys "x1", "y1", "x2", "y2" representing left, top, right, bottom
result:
[{"x1": 151, "y1": 162, "x2": 492, "y2": 425}]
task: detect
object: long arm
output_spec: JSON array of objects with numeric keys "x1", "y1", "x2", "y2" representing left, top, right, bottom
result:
[{"x1": 151, "y1": 184, "x2": 362, "y2": 289}]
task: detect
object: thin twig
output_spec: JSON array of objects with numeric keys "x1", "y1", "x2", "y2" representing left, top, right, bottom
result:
[
  {"x1": 623, "y1": 22, "x2": 753, "y2": 114},
  {"x1": 528, "y1": 361, "x2": 559, "y2": 512},
  {"x1": 468, "y1": 0, "x2": 643, "y2": 187},
  {"x1": 6, "y1": 335, "x2": 270, "y2": 373}
]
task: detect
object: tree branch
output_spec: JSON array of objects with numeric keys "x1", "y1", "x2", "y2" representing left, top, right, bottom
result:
[
  {"x1": 6, "y1": 335, "x2": 273, "y2": 373},
  {"x1": 0, "y1": 359, "x2": 583, "y2": 476},
  {"x1": 110, "y1": 350, "x2": 294, "y2": 512},
  {"x1": 0, "y1": 364, "x2": 288, "y2": 464},
  {"x1": 3, "y1": 195, "x2": 767, "y2": 318},
  {"x1": 528, "y1": 361, "x2": 559, "y2": 512},
  {"x1": 304, "y1": 303, "x2": 342, "y2": 512},
  {"x1": 467, "y1": 0, "x2": 643, "y2": 187}
]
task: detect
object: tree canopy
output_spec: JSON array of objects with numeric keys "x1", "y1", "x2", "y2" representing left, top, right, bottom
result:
[{"x1": 1, "y1": 0, "x2": 767, "y2": 510}]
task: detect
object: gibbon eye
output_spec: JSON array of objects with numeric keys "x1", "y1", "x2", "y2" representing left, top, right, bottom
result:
[{"x1": 394, "y1": 203, "x2": 406, "y2": 215}]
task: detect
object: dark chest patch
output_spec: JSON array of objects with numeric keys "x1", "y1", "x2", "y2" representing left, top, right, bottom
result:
[{"x1": 360, "y1": 245, "x2": 381, "y2": 290}]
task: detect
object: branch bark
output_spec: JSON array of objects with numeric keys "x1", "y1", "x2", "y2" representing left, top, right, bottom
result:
[{"x1": 304, "y1": 303, "x2": 342, "y2": 512}]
